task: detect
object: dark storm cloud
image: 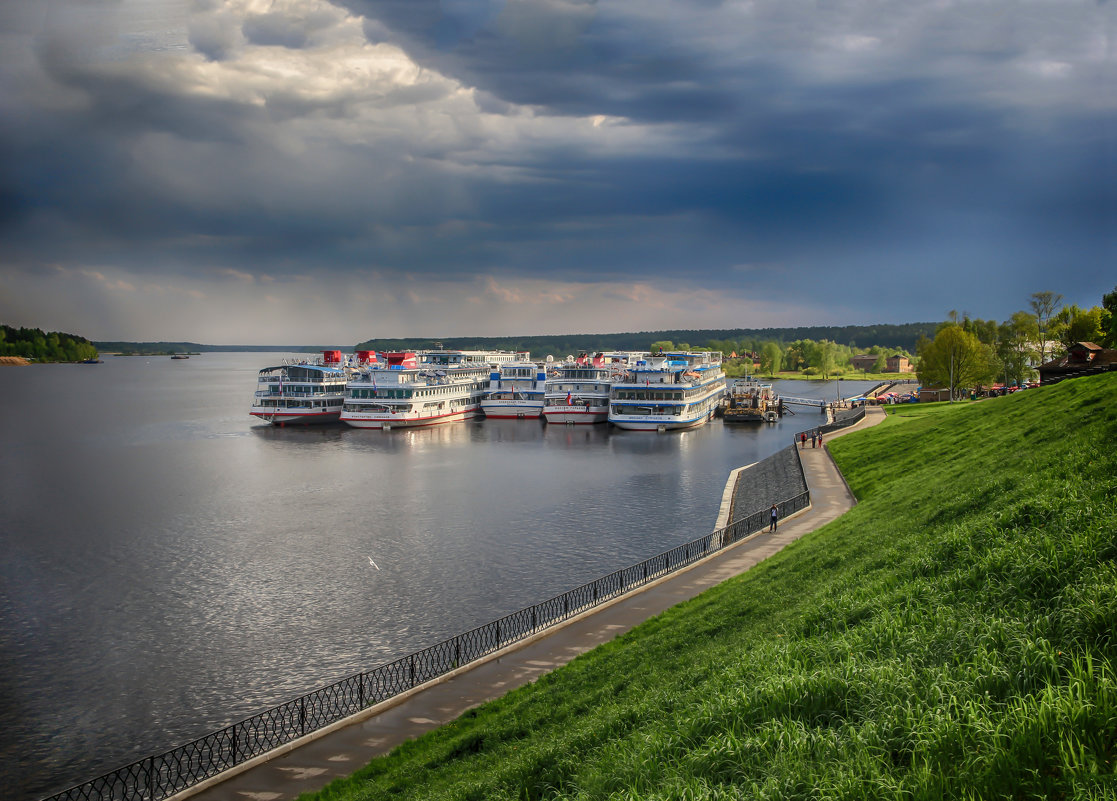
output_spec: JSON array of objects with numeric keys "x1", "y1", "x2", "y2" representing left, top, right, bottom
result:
[{"x1": 1, "y1": 0, "x2": 1114, "y2": 340}]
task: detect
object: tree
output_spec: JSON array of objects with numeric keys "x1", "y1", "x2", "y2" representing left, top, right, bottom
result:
[
  {"x1": 649, "y1": 341, "x2": 674, "y2": 354},
  {"x1": 996, "y1": 311, "x2": 1039, "y2": 386},
  {"x1": 1100, "y1": 286, "x2": 1116, "y2": 348},
  {"x1": 917, "y1": 324, "x2": 996, "y2": 400},
  {"x1": 760, "y1": 341, "x2": 783, "y2": 375},
  {"x1": 1029, "y1": 291, "x2": 1063, "y2": 364},
  {"x1": 784, "y1": 340, "x2": 808, "y2": 371},
  {"x1": 1052, "y1": 305, "x2": 1105, "y2": 350}
]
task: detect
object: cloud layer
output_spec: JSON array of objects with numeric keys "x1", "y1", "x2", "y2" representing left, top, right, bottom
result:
[{"x1": 1, "y1": 0, "x2": 1113, "y2": 342}]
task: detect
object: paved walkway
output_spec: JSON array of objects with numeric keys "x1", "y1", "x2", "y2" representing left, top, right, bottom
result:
[{"x1": 181, "y1": 408, "x2": 885, "y2": 801}]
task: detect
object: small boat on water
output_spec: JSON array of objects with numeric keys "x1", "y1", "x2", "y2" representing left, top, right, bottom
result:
[
  {"x1": 608, "y1": 351, "x2": 726, "y2": 431},
  {"x1": 170, "y1": 354, "x2": 189, "y2": 359},
  {"x1": 250, "y1": 350, "x2": 356, "y2": 425},
  {"x1": 722, "y1": 376, "x2": 781, "y2": 423}
]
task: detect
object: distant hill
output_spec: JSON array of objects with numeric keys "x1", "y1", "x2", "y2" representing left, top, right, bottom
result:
[
  {"x1": 94, "y1": 324, "x2": 937, "y2": 358},
  {"x1": 93, "y1": 342, "x2": 345, "y2": 355},
  {"x1": 355, "y1": 323, "x2": 938, "y2": 357}
]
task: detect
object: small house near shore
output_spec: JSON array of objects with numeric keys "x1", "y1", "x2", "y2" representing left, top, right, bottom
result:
[
  {"x1": 850, "y1": 354, "x2": 879, "y2": 371},
  {"x1": 1038, "y1": 342, "x2": 1117, "y2": 386},
  {"x1": 886, "y1": 355, "x2": 914, "y2": 373}
]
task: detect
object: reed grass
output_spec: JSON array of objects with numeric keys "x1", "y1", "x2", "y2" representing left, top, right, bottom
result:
[{"x1": 302, "y1": 373, "x2": 1117, "y2": 800}]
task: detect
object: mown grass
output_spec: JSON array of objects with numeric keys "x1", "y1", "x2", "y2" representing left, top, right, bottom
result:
[{"x1": 302, "y1": 373, "x2": 1117, "y2": 800}]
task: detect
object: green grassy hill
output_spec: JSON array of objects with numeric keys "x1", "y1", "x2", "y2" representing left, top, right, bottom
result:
[{"x1": 306, "y1": 374, "x2": 1117, "y2": 800}]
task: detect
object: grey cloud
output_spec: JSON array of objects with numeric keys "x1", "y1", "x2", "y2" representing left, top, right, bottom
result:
[
  {"x1": 242, "y1": 12, "x2": 310, "y2": 49},
  {"x1": 188, "y1": 14, "x2": 240, "y2": 60},
  {"x1": 2, "y1": 0, "x2": 1115, "y2": 335}
]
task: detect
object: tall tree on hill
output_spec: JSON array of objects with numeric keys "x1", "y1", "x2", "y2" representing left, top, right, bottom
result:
[
  {"x1": 1101, "y1": 286, "x2": 1117, "y2": 348},
  {"x1": 918, "y1": 325, "x2": 995, "y2": 400},
  {"x1": 996, "y1": 311, "x2": 1039, "y2": 386},
  {"x1": 1028, "y1": 291, "x2": 1063, "y2": 364},
  {"x1": 1052, "y1": 305, "x2": 1106, "y2": 350}
]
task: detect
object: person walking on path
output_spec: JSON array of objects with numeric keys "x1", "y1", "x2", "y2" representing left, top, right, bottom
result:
[
  {"x1": 800, "y1": 432, "x2": 806, "y2": 449},
  {"x1": 769, "y1": 504, "x2": 778, "y2": 532},
  {"x1": 811, "y1": 431, "x2": 817, "y2": 448},
  {"x1": 818, "y1": 431, "x2": 823, "y2": 448}
]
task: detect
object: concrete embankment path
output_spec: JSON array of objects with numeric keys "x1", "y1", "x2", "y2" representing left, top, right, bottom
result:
[{"x1": 184, "y1": 408, "x2": 886, "y2": 801}]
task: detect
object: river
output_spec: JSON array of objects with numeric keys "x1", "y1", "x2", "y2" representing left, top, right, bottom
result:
[{"x1": 0, "y1": 353, "x2": 882, "y2": 799}]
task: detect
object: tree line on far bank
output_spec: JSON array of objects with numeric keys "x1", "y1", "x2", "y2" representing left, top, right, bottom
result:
[
  {"x1": 0, "y1": 325, "x2": 98, "y2": 362},
  {"x1": 916, "y1": 287, "x2": 1117, "y2": 399}
]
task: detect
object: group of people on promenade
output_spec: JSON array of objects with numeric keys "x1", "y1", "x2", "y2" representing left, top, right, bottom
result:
[{"x1": 799, "y1": 429, "x2": 823, "y2": 449}]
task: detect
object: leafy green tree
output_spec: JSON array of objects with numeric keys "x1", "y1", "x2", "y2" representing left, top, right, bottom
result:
[
  {"x1": 1103, "y1": 286, "x2": 1117, "y2": 348},
  {"x1": 784, "y1": 340, "x2": 807, "y2": 371},
  {"x1": 759, "y1": 342, "x2": 783, "y2": 375},
  {"x1": 1028, "y1": 291, "x2": 1063, "y2": 364},
  {"x1": 995, "y1": 311, "x2": 1039, "y2": 386},
  {"x1": 649, "y1": 340, "x2": 674, "y2": 354},
  {"x1": 1052, "y1": 304, "x2": 1105, "y2": 350},
  {"x1": 917, "y1": 324, "x2": 996, "y2": 400}
]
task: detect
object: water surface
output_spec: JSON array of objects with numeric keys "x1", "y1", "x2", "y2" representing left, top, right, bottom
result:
[{"x1": 0, "y1": 354, "x2": 880, "y2": 799}]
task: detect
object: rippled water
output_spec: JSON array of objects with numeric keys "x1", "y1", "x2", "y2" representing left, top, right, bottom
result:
[{"x1": 0, "y1": 354, "x2": 880, "y2": 799}]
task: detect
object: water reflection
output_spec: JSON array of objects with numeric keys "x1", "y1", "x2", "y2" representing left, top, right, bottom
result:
[{"x1": 0, "y1": 356, "x2": 884, "y2": 801}]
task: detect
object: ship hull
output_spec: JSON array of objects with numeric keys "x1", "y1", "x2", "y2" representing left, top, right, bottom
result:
[
  {"x1": 481, "y1": 401, "x2": 544, "y2": 419},
  {"x1": 250, "y1": 409, "x2": 342, "y2": 426},
  {"x1": 341, "y1": 407, "x2": 480, "y2": 429},
  {"x1": 542, "y1": 406, "x2": 608, "y2": 424}
]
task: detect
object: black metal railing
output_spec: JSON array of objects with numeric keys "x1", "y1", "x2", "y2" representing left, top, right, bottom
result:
[
  {"x1": 43, "y1": 468, "x2": 810, "y2": 801},
  {"x1": 822, "y1": 405, "x2": 866, "y2": 433}
]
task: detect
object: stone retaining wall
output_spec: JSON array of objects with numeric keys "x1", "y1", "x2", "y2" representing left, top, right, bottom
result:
[{"x1": 728, "y1": 445, "x2": 808, "y2": 524}]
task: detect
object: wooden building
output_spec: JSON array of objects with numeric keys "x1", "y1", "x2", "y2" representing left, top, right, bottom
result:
[{"x1": 1037, "y1": 342, "x2": 1117, "y2": 385}]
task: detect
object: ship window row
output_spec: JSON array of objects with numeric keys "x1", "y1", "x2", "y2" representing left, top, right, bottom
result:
[
  {"x1": 255, "y1": 399, "x2": 338, "y2": 409},
  {"x1": 265, "y1": 385, "x2": 335, "y2": 395},
  {"x1": 613, "y1": 390, "x2": 685, "y2": 401},
  {"x1": 550, "y1": 383, "x2": 608, "y2": 392},
  {"x1": 259, "y1": 375, "x2": 340, "y2": 384},
  {"x1": 610, "y1": 404, "x2": 684, "y2": 416},
  {"x1": 349, "y1": 385, "x2": 485, "y2": 400}
]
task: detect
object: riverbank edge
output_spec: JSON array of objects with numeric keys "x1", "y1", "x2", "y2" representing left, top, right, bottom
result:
[{"x1": 168, "y1": 411, "x2": 882, "y2": 801}]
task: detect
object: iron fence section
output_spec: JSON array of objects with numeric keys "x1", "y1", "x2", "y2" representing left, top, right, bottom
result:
[
  {"x1": 43, "y1": 472, "x2": 810, "y2": 801},
  {"x1": 822, "y1": 405, "x2": 866, "y2": 433}
]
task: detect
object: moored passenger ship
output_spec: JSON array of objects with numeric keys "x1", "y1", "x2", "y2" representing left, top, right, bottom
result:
[
  {"x1": 608, "y1": 351, "x2": 726, "y2": 431},
  {"x1": 480, "y1": 356, "x2": 548, "y2": 419},
  {"x1": 340, "y1": 350, "x2": 519, "y2": 429},
  {"x1": 542, "y1": 352, "x2": 642, "y2": 425},
  {"x1": 250, "y1": 350, "x2": 362, "y2": 425}
]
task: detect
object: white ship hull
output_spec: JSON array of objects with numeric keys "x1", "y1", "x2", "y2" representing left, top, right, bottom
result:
[
  {"x1": 481, "y1": 400, "x2": 544, "y2": 419},
  {"x1": 609, "y1": 409, "x2": 715, "y2": 431},
  {"x1": 542, "y1": 405, "x2": 609, "y2": 424},
  {"x1": 341, "y1": 406, "x2": 479, "y2": 429},
  {"x1": 250, "y1": 408, "x2": 342, "y2": 425}
]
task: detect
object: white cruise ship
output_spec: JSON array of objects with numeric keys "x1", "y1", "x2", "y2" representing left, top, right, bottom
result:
[
  {"x1": 608, "y1": 351, "x2": 726, "y2": 431},
  {"x1": 340, "y1": 350, "x2": 518, "y2": 429},
  {"x1": 542, "y1": 352, "x2": 642, "y2": 425},
  {"x1": 250, "y1": 350, "x2": 363, "y2": 425},
  {"x1": 480, "y1": 356, "x2": 548, "y2": 419}
]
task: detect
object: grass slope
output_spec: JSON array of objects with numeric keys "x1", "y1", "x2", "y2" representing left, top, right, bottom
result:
[{"x1": 305, "y1": 374, "x2": 1117, "y2": 800}]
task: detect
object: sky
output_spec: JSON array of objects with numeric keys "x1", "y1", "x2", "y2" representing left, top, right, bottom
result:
[{"x1": 0, "y1": 0, "x2": 1113, "y2": 344}]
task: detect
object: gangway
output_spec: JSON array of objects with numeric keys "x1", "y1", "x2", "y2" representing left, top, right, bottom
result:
[{"x1": 781, "y1": 396, "x2": 827, "y2": 410}]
